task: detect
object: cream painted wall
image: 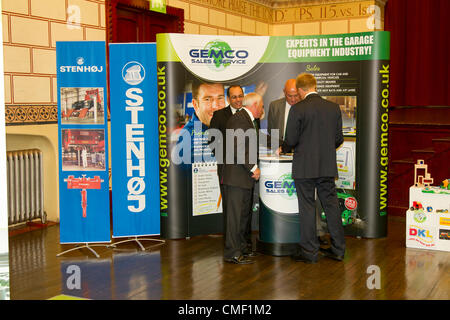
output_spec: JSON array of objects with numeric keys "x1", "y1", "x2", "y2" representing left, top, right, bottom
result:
[
  {"x1": 2, "y1": 0, "x2": 107, "y2": 107},
  {"x1": 168, "y1": 0, "x2": 385, "y2": 36}
]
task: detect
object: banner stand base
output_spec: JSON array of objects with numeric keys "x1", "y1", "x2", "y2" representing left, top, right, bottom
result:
[
  {"x1": 57, "y1": 243, "x2": 114, "y2": 258},
  {"x1": 108, "y1": 237, "x2": 165, "y2": 251}
]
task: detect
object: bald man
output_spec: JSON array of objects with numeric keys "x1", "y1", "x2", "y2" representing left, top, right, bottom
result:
[{"x1": 267, "y1": 79, "x2": 300, "y2": 140}]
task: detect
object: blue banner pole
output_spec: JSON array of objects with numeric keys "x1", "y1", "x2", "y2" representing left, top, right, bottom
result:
[{"x1": 109, "y1": 43, "x2": 162, "y2": 249}]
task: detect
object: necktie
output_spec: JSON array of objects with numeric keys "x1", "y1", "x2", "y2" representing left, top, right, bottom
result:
[
  {"x1": 253, "y1": 119, "x2": 259, "y2": 132},
  {"x1": 253, "y1": 119, "x2": 259, "y2": 130}
]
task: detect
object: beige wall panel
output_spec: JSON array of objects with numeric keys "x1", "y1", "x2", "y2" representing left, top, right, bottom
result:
[
  {"x1": 255, "y1": 21, "x2": 269, "y2": 35},
  {"x1": 271, "y1": 24, "x2": 293, "y2": 36},
  {"x1": 51, "y1": 22, "x2": 84, "y2": 47},
  {"x1": 226, "y1": 14, "x2": 241, "y2": 32},
  {"x1": 30, "y1": 0, "x2": 66, "y2": 21},
  {"x1": 199, "y1": 25, "x2": 217, "y2": 35},
  {"x1": 209, "y1": 9, "x2": 226, "y2": 28},
  {"x1": 184, "y1": 22, "x2": 200, "y2": 34},
  {"x1": 350, "y1": 17, "x2": 374, "y2": 33},
  {"x1": 190, "y1": 4, "x2": 209, "y2": 24},
  {"x1": 218, "y1": 29, "x2": 234, "y2": 36},
  {"x1": 85, "y1": 27, "x2": 106, "y2": 41},
  {"x1": 2, "y1": 0, "x2": 29, "y2": 14},
  {"x1": 68, "y1": 0, "x2": 99, "y2": 26},
  {"x1": 10, "y1": 16, "x2": 49, "y2": 47},
  {"x1": 52, "y1": 77, "x2": 57, "y2": 103},
  {"x1": 294, "y1": 22, "x2": 320, "y2": 35},
  {"x1": 2, "y1": 14, "x2": 9, "y2": 43},
  {"x1": 3, "y1": 46, "x2": 31, "y2": 73},
  {"x1": 4, "y1": 75, "x2": 11, "y2": 104},
  {"x1": 32, "y1": 49, "x2": 57, "y2": 74},
  {"x1": 13, "y1": 76, "x2": 51, "y2": 103},
  {"x1": 100, "y1": 4, "x2": 106, "y2": 28},
  {"x1": 242, "y1": 18, "x2": 255, "y2": 34},
  {"x1": 321, "y1": 20, "x2": 348, "y2": 35}
]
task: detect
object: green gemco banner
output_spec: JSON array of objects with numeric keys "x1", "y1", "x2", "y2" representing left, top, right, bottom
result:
[{"x1": 157, "y1": 31, "x2": 390, "y2": 239}]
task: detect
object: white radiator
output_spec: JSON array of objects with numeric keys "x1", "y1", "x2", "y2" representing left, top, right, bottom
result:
[{"x1": 6, "y1": 149, "x2": 46, "y2": 225}]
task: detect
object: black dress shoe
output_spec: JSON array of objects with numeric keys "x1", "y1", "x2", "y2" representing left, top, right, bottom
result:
[
  {"x1": 290, "y1": 253, "x2": 317, "y2": 264},
  {"x1": 224, "y1": 255, "x2": 255, "y2": 264},
  {"x1": 319, "y1": 248, "x2": 344, "y2": 261},
  {"x1": 242, "y1": 249, "x2": 260, "y2": 257},
  {"x1": 318, "y1": 236, "x2": 329, "y2": 246}
]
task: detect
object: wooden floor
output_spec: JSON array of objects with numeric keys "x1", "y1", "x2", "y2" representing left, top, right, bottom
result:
[{"x1": 8, "y1": 216, "x2": 450, "y2": 300}]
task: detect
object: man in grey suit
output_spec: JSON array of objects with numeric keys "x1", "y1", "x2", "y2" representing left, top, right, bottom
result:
[
  {"x1": 284, "y1": 73, "x2": 345, "y2": 264},
  {"x1": 267, "y1": 79, "x2": 300, "y2": 140}
]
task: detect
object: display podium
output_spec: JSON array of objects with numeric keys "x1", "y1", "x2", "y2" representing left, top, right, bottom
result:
[
  {"x1": 406, "y1": 186, "x2": 450, "y2": 252},
  {"x1": 257, "y1": 155, "x2": 301, "y2": 256}
]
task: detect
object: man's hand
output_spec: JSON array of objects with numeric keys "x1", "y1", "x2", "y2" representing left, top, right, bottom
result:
[
  {"x1": 275, "y1": 146, "x2": 282, "y2": 156},
  {"x1": 251, "y1": 168, "x2": 261, "y2": 181}
]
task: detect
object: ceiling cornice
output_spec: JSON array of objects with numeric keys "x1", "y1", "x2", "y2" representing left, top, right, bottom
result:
[{"x1": 250, "y1": 0, "x2": 387, "y2": 9}]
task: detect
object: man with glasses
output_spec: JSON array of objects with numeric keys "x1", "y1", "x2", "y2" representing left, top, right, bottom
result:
[
  {"x1": 210, "y1": 85, "x2": 257, "y2": 255},
  {"x1": 210, "y1": 85, "x2": 244, "y2": 185}
]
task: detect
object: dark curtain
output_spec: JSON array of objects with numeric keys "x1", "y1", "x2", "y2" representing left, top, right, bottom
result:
[{"x1": 384, "y1": 0, "x2": 450, "y2": 107}]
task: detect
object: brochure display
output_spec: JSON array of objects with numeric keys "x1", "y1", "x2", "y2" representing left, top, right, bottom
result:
[{"x1": 406, "y1": 186, "x2": 450, "y2": 252}]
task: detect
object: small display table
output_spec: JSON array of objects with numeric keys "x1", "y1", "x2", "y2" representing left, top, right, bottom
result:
[{"x1": 406, "y1": 186, "x2": 450, "y2": 252}]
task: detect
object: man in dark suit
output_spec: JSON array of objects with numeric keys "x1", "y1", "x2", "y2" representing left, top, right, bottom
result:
[
  {"x1": 267, "y1": 79, "x2": 300, "y2": 140},
  {"x1": 269, "y1": 79, "x2": 329, "y2": 246},
  {"x1": 209, "y1": 85, "x2": 244, "y2": 187},
  {"x1": 222, "y1": 92, "x2": 281, "y2": 264},
  {"x1": 283, "y1": 73, "x2": 345, "y2": 264},
  {"x1": 209, "y1": 85, "x2": 251, "y2": 249}
]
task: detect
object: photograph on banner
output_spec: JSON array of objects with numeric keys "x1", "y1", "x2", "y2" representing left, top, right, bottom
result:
[
  {"x1": 60, "y1": 87, "x2": 105, "y2": 125},
  {"x1": 157, "y1": 32, "x2": 390, "y2": 239},
  {"x1": 322, "y1": 96, "x2": 357, "y2": 136},
  {"x1": 166, "y1": 74, "x2": 263, "y2": 237},
  {"x1": 336, "y1": 140, "x2": 356, "y2": 190},
  {"x1": 61, "y1": 129, "x2": 106, "y2": 171}
]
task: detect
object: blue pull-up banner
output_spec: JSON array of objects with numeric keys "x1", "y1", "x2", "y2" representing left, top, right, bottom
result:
[
  {"x1": 109, "y1": 43, "x2": 160, "y2": 237},
  {"x1": 56, "y1": 41, "x2": 111, "y2": 244}
]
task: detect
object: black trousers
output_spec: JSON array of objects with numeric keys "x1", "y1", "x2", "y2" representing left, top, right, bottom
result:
[
  {"x1": 294, "y1": 177, "x2": 345, "y2": 260},
  {"x1": 223, "y1": 184, "x2": 253, "y2": 259}
]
